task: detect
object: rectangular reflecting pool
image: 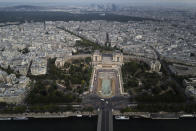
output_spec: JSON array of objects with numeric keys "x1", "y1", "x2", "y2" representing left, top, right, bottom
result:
[{"x1": 101, "y1": 79, "x2": 112, "y2": 96}]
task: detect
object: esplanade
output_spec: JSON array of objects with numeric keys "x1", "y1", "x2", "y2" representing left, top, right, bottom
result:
[{"x1": 90, "y1": 50, "x2": 125, "y2": 98}]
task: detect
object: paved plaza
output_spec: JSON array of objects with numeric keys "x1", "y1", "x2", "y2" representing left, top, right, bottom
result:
[
  {"x1": 90, "y1": 51, "x2": 124, "y2": 98},
  {"x1": 94, "y1": 69, "x2": 121, "y2": 98}
]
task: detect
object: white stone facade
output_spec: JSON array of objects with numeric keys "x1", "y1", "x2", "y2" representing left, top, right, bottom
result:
[
  {"x1": 31, "y1": 58, "x2": 47, "y2": 76},
  {"x1": 55, "y1": 57, "x2": 66, "y2": 68},
  {"x1": 149, "y1": 60, "x2": 161, "y2": 72},
  {"x1": 92, "y1": 50, "x2": 123, "y2": 68}
]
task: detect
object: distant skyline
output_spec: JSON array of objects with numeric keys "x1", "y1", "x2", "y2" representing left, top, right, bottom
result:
[
  {"x1": 0, "y1": 0, "x2": 196, "y2": 8},
  {"x1": 0, "y1": 0, "x2": 196, "y2": 3}
]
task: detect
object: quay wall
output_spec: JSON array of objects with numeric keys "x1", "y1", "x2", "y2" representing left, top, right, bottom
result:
[
  {"x1": 0, "y1": 111, "x2": 195, "y2": 119},
  {"x1": 0, "y1": 111, "x2": 97, "y2": 118}
]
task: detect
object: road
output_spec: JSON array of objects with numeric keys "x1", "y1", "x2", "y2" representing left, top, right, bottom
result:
[
  {"x1": 101, "y1": 109, "x2": 110, "y2": 131},
  {"x1": 82, "y1": 94, "x2": 130, "y2": 110},
  {"x1": 82, "y1": 94, "x2": 130, "y2": 131},
  {"x1": 98, "y1": 99, "x2": 113, "y2": 131}
]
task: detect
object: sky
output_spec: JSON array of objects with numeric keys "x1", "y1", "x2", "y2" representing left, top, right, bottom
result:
[
  {"x1": 0, "y1": 0, "x2": 195, "y2": 3},
  {"x1": 0, "y1": 0, "x2": 196, "y2": 8}
]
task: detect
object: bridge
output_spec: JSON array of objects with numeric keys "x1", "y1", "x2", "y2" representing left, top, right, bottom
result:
[
  {"x1": 97, "y1": 101, "x2": 113, "y2": 131},
  {"x1": 82, "y1": 94, "x2": 130, "y2": 131}
]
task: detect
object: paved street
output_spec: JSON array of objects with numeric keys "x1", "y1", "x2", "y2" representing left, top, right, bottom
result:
[
  {"x1": 97, "y1": 99, "x2": 113, "y2": 131},
  {"x1": 82, "y1": 94, "x2": 130, "y2": 109}
]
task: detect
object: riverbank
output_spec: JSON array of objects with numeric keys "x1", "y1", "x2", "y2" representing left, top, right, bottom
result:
[
  {"x1": 0, "y1": 110, "x2": 196, "y2": 120},
  {"x1": 113, "y1": 110, "x2": 196, "y2": 119},
  {"x1": 0, "y1": 111, "x2": 97, "y2": 119},
  {"x1": 0, "y1": 116, "x2": 195, "y2": 131}
]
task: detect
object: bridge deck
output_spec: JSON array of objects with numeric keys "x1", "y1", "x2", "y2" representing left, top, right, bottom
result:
[{"x1": 97, "y1": 109, "x2": 113, "y2": 131}]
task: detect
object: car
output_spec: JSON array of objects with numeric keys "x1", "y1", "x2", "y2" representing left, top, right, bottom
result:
[{"x1": 100, "y1": 99, "x2": 105, "y2": 101}]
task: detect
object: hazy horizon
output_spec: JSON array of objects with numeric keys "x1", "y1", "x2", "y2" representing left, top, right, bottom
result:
[
  {"x1": 0, "y1": 0, "x2": 196, "y2": 4},
  {"x1": 0, "y1": 0, "x2": 196, "y2": 8}
]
